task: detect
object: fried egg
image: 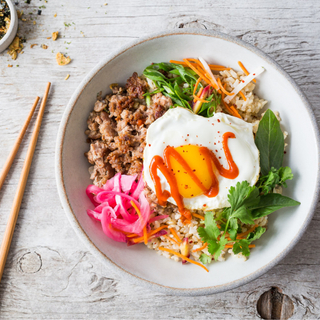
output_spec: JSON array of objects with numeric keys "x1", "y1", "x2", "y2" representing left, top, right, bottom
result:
[{"x1": 143, "y1": 107, "x2": 260, "y2": 210}]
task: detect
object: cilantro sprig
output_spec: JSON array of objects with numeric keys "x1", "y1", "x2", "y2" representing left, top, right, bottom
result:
[
  {"x1": 143, "y1": 62, "x2": 221, "y2": 117},
  {"x1": 198, "y1": 181, "x2": 299, "y2": 262},
  {"x1": 197, "y1": 110, "x2": 300, "y2": 265}
]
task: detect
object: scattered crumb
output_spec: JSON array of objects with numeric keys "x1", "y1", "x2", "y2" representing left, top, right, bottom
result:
[
  {"x1": 64, "y1": 74, "x2": 70, "y2": 80},
  {"x1": 22, "y1": 18, "x2": 26, "y2": 22},
  {"x1": 7, "y1": 36, "x2": 23, "y2": 60},
  {"x1": 56, "y1": 52, "x2": 71, "y2": 66},
  {"x1": 8, "y1": 64, "x2": 13, "y2": 67},
  {"x1": 30, "y1": 43, "x2": 38, "y2": 48},
  {"x1": 46, "y1": 37, "x2": 51, "y2": 39},
  {"x1": 104, "y1": 3, "x2": 108, "y2": 5},
  {"x1": 54, "y1": 13, "x2": 57, "y2": 17},
  {"x1": 41, "y1": 44, "x2": 48, "y2": 49},
  {"x1": 33, "y1": 21, "x2": 36, "y2": 25},
  {"x1": 17, "y1": 10, "x2": 23, "y2": 19},
  {"x1": 52, "y1": 31, "x2": 58, "y2": 41}
]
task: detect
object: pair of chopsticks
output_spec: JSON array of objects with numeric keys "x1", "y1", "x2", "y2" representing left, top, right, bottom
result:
[{"x1": 0, "y1": 82, "x2": 51, "y2": 282}]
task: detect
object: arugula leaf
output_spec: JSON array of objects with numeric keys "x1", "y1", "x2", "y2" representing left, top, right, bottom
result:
[
  {"x1": 255, "y1": 110, "x2": 284, "y2": 175},
  {"x1": 251, "y1": 193, "x2": 300, "y2": 219},
  {"x1": 143, "y1": 62, "x2": 222, "y2": 117},
  {"x1": 199, "y1": 253, "x2": 212, "y2": 264},
  {"x1": 257, "y1": 166, "x2": 294, "y2": 194}
]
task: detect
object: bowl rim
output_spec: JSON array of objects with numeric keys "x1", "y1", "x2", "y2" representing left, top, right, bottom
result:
[
  {"x1": 55, "y1": 29, "x2": 320, "y2": 296},
  {"x1": 0, "y1": 0, "x2": 18, "y2": 49}
]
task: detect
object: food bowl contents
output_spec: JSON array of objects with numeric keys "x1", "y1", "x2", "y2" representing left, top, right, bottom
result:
[
  {"x1": 85, "y1": 57, "x2": 300, "y2": 272},
  {"x1": 0, "y1": 1, "x2": 10, "y2": 41}
]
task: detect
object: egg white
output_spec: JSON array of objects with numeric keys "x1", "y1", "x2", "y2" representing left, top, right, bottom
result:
[{"x1": 143, "y1": 107, "x2": 260, "y2": 210}]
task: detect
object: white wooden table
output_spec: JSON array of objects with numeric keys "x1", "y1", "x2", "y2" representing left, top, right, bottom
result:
[{"x1": 0, "y1": 1, "x2": 319, "y2": 318}]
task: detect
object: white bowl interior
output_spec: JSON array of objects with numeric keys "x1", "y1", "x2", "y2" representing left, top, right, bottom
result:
[{"x1": 59, "y1": 33, "x2": 319, "y2": 291}]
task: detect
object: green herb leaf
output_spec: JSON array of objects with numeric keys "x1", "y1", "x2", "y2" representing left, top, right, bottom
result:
[
  {"x1": 247, "y1": 226, "x2": 266, "y2": 242},
  {"x1": 208, "y1": 235, "x2": 228, "y2": 261},
  {"x1": 255, "y1": 110, "x2": 285, "y2": 175},
  {"x1": 227, "y1": 181, "x2": 259, "y2": 225},
  {"x1": 257, "y1": 166, "x2": 294, "y2": 194},
  {"x1": 199, "y1": 253, "x2": 212, "y2": 264},
  {"x1": 198, "y1": 212, "x2": 220, "y2": 242},
  {"x1": 233, "y1": 239, "x2": 251, "y2": 257},
  {"x1": 251, "y1": 193, "x2": 300, "y2": 219}
]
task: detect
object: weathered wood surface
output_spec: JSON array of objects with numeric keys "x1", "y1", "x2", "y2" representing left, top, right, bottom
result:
[{"x1": 0, "y1": 0, "x2": 320, "y2": 319}]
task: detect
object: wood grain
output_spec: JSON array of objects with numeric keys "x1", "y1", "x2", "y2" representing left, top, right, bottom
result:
[
  {"x1": 0, "y1": 0, "x2": 319, "y2": 319},
  {"x1": 0, "y1": 83, "x2": 50, "y2": 282}
]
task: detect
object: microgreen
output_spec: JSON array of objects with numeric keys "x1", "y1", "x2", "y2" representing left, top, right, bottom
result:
[{"x1": 143, "y1": 62, "x2": 221, "y2": 117}]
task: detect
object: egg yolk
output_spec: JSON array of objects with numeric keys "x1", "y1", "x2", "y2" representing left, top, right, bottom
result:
[{"x1": 170, "y1": 145, "x2": 214, "y2": 198}]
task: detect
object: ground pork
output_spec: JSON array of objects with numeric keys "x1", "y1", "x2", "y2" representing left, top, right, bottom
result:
[{"x1": 85, "y1": 72, "x2": 172, "y2": 186}]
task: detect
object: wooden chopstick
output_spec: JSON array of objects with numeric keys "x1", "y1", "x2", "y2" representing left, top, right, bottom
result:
[
  {"x1": 0, "y1": 96, "x2": 40, "y2": 191},
  {"x1": 0, "y1": 82, "x2": 51, "y2": 282}
]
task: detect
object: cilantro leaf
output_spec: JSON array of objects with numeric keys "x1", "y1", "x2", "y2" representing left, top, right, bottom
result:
[
  {"x1": 197, "y1": 212, "x2": 220, "y2": 243},
  {"x1": 208, "y1": 235, "x2": 229, "y2": 261},
  {"x1": 227, "y1": 181, "x2": 259, "y2": 226},
  {"x1": 247, "y1": 226, "x2": 266, "y2": 242},
  {"x1": 199, "y1": 253, "x2": 212, "y2": 264},
  {"x1": 233, "y1": 239, "x2": 251, "y2": 257}
]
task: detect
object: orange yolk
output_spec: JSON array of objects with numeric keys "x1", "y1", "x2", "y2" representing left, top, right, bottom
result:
[{"x1": 170, "y1": 145, "x2": 216, "y2": 198}]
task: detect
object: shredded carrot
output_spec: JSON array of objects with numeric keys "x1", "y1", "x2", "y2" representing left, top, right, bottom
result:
[
  {"x1": 191, "y1": 212, "x2": 205, "y2": 221},
  {"x1": 183, "y1": 59, "x2": 212, "y2": 85},
  {"x1": 113, "y1": 228, "x2": 132, "y2": 235},
  {"x1": 148, "y1": 225, "x2": 168, "y2": 237},
  {"x1": 221, "y1": 84, "x2": 242, "y2": 119},
  {"x1": 126, "y1": 233, "x2": 140, "y2": 238},
  {"x1": 169, "y1": 60, "x2": 188, "y2": 66},
  {"x1": 210, "y1": 66, "x2": 231, "y2": 71},
  {"x1": 238, "y1": 61, "x2": 256, "y2": 83},
  {"x1": 170, "y1": 59, "x2": 229, "y2": 71},
  {"x1": 239, "y1": 91, "x2": 247, "y2": 101},
  {"x1": 193, "y1": 86, "x2": 204, "y2": 103},
  {"x1": 168, "y1": 227, "x2": 182, "y2": 243},
  {"x1": 132, "y1": 225, "x2": 170, "y2": 243},
  {"x1": 197, "y1": 86, "x2": 203, "y2": 97},
  {"x1": 225, "y1": 244, "x2": 255, "y2": 249},
  {"x1": 237, "y1": 225, "x2": 259, "y2": 239},
  {"x1": 158, "y1": 247, "x2": 209, "y2": 272},
  {"x1": 217, "y1": 78, "x2": 233, "y2": 96},
  {"x1": 193, "y1": 76, "x2": 202, "y2": 96},
  {"x1": 131, "y1": 201, "x2": 148, "y2": 245},
  {"x1": 131, "y1": 225, "x2": 169, "y2": 244},
  {"x1": 193, "y1": 95, "x2": 209, "y2": 104},
  {"x1": 163, "y1": 235, "x2": 180, "y2": 245},
  {"x1": 192, "y1": 243, "x2": 208, "y2": 252},
  {"x1": 194, "y1": 59, "x2": 219, "y2": 90},
  {"x1": 230, "y1": 106, "x2": 242, "y2": 119}
]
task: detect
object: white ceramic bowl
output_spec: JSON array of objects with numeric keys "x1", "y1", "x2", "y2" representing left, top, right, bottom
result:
[
  {"x1": 56, "y1": 30, "x2": 320, "y2": 296},
  {"x1": 0, "y1": 0, "x2": 18, "y2": 53}
]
